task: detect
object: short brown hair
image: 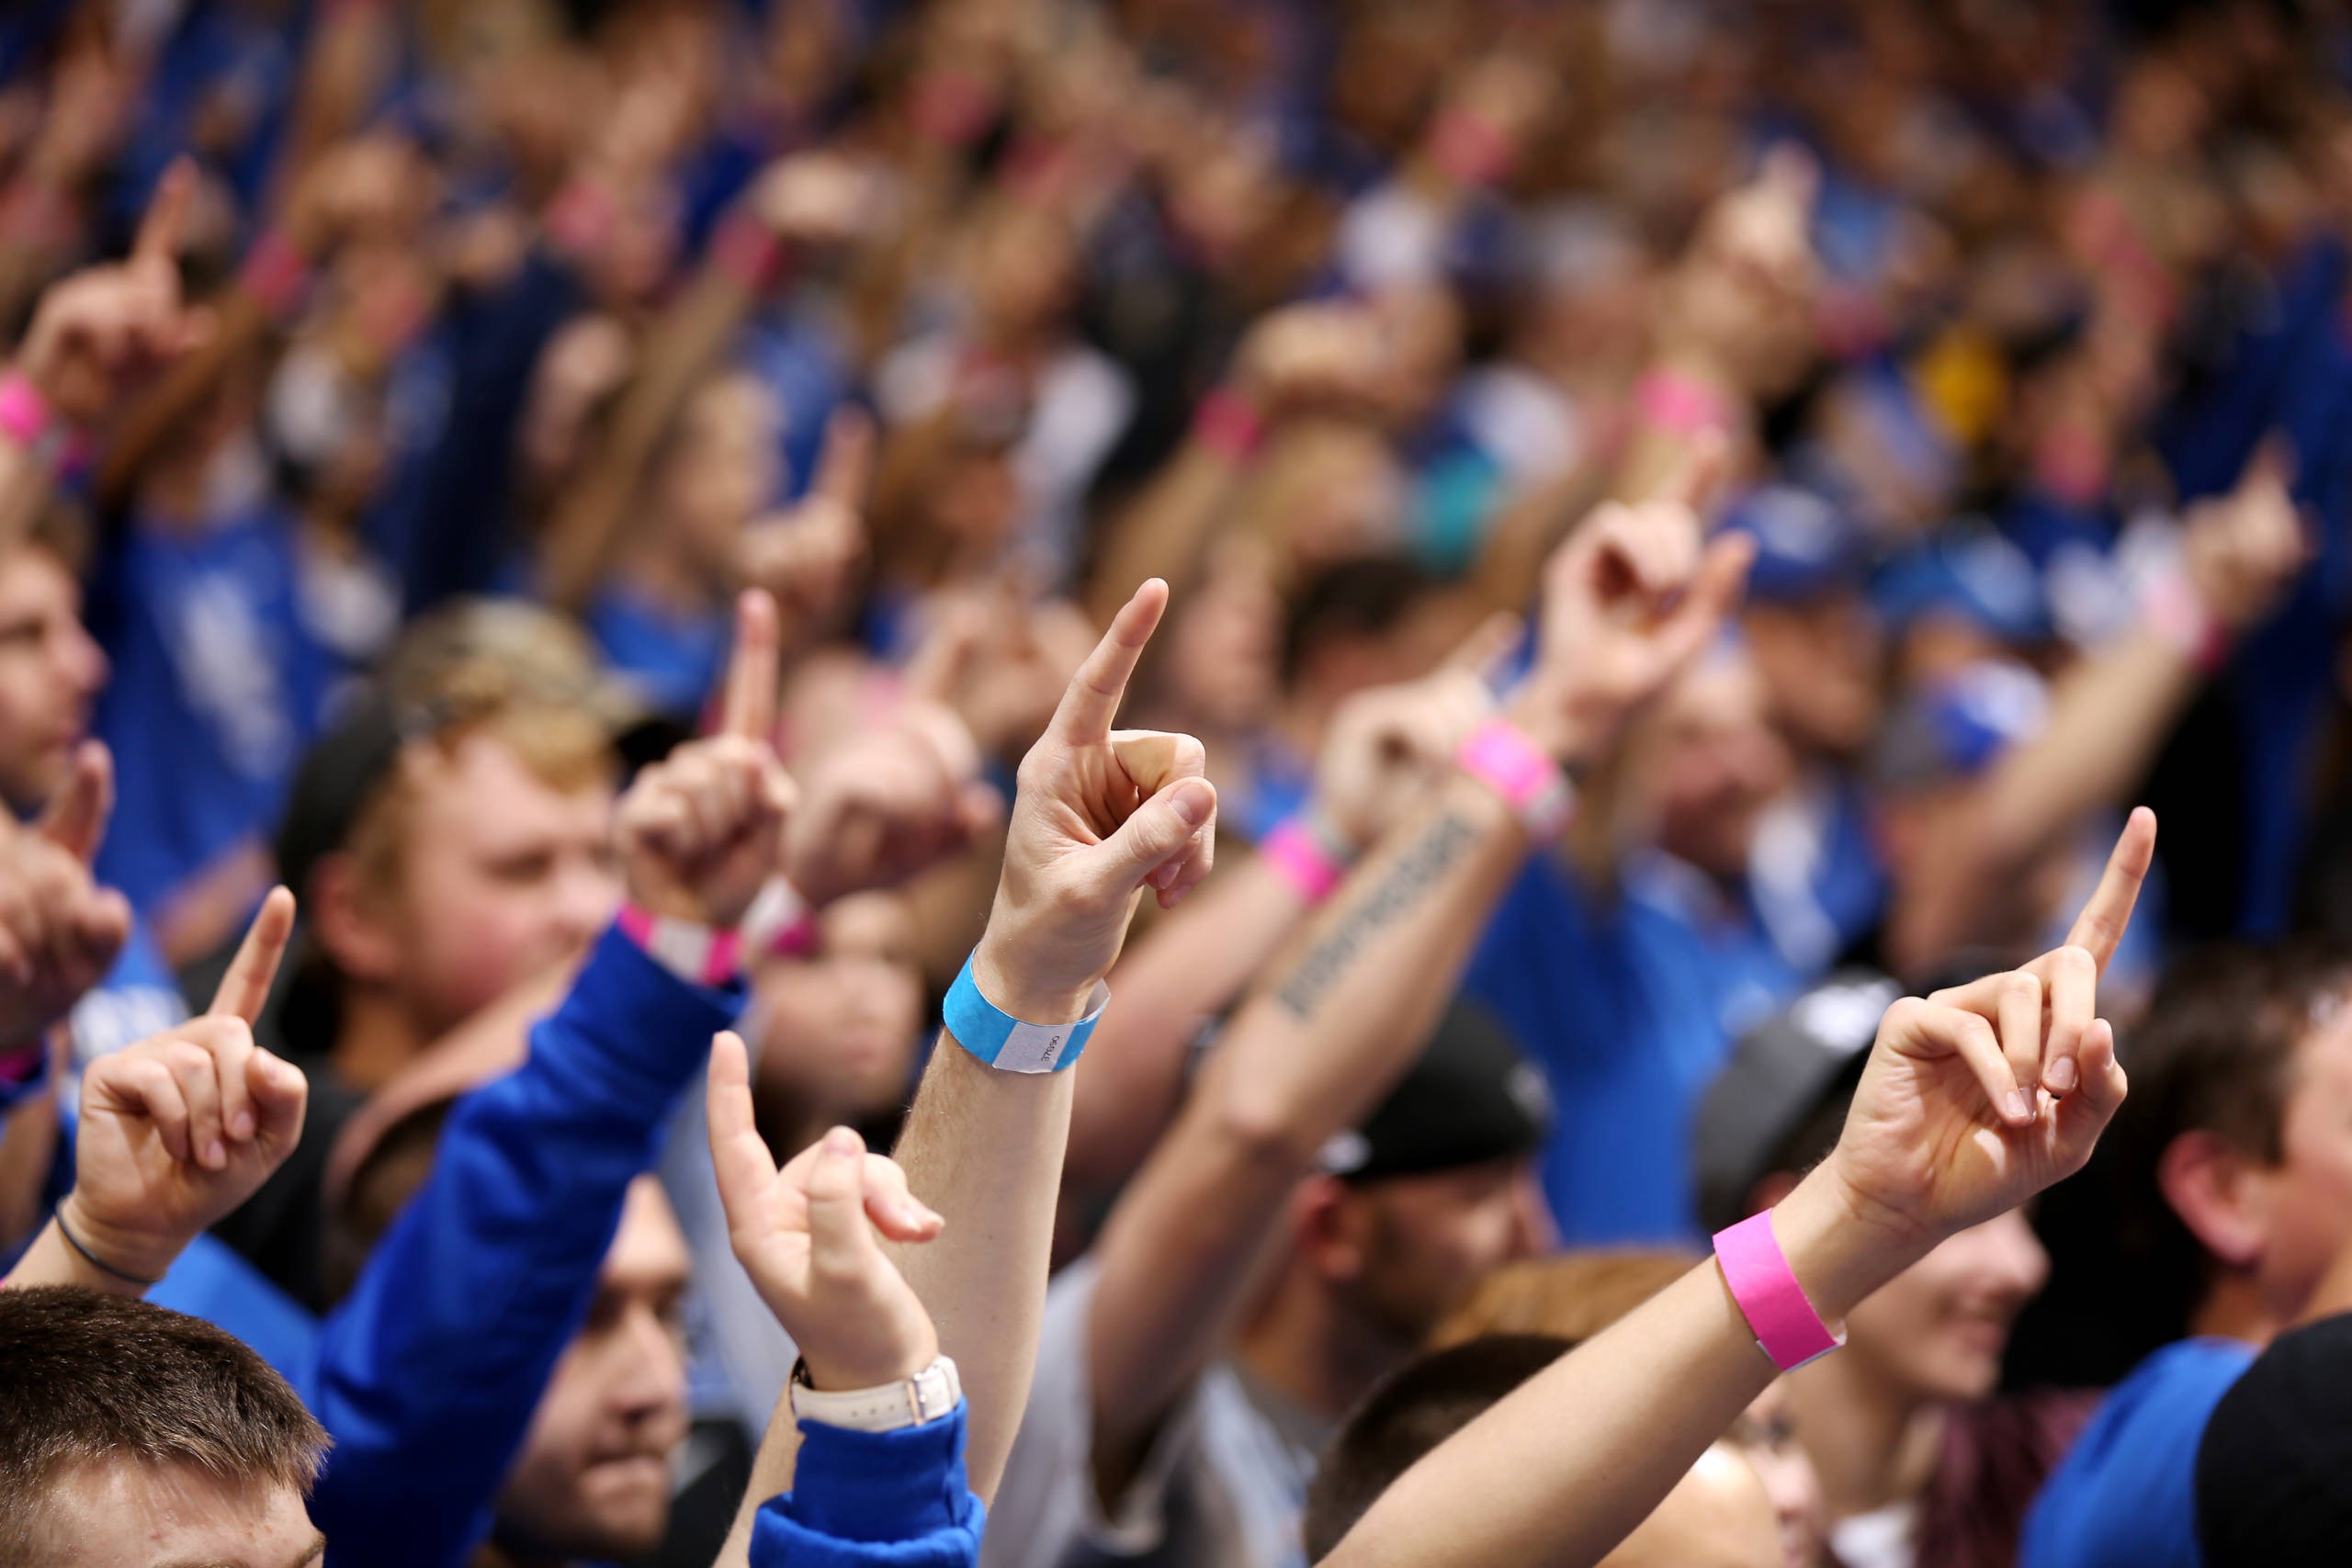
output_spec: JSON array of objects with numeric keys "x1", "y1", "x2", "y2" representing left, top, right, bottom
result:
[
  {"x1": 0, "y1": 1287, "x2": 328, "y2": 1558},
  {"x1": 2112, "y1": 939, "x2": 2352, "y2": 1327},
  {"x1": 1428, "y1": 1248, "x2": 1699, "y2": 1349}
]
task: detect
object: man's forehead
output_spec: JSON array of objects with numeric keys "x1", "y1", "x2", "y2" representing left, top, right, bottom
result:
[{"x1": 36, "y1": 1461, "x2": 321, "y2": 1568}]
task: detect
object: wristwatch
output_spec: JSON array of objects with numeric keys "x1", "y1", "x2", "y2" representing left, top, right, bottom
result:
[{"x1": 788, "y1": 1354, "x2": 962, "y2": 1432}]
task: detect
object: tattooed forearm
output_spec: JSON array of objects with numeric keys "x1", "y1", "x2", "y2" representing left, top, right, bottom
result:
[{"x1": 1273, "y1": 809, "x2": 1480, "y2": 1019}]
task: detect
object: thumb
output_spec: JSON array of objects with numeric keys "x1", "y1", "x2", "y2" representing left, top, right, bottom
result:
[
  {"x1": 38, "y1": 742, "x2": 112, "y2": 865},
  {"x1": 804, "y1": 1126, "x2": 882, "y2": 1274},
  {"x1": 1098, "y1": 776, "x2": 1216, "y2": 888},
  {"x1": 1654, "y1": 531, "x2": 1757, "y2": 670},
  {"x1": 1649, "y1": 428, "x2": 1730, "y2": 515},
  {"x1": 243, "y1": 1046, "x2": 309, "y2": 1156},
  {"x1": 2241, "y1": 432, "x2": 2297, "y2": 499}
]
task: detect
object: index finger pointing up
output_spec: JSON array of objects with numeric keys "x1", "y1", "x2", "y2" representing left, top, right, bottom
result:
[
  {"x1": 133, "y1": 158, "x2": 196, "y2": 276},
  {"x1": 720, "y1": 588, "x2": 782, "y2": 742},
  {"x1": 209, "y1": 886, "x2": 296, "y2": 1024},
  {"x1": 2063, "y1": 807, "x2": 2157, "y2": 976},
  {"x1": 1048, "y1": 579, "x2": 1169, "y2": 745}
]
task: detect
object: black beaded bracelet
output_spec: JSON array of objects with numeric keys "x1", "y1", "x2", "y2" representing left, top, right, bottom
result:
[{"x1": 53, "y1": 1207, "x2": 162, "y2": 1287}]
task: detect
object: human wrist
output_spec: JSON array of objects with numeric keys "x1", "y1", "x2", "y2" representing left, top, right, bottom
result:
[
  {"x1": 1770, "y1": 1163, "x2": 1937, "y2": 1323},
  {"x1": 54, "y1": 1192, "x2": 175, "y2": 1291},
  {"x1": 967, "y1": 928, "x2": 1097, "y2": 1027}
]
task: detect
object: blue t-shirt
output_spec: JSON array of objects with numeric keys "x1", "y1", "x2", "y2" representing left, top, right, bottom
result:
[
  {"x1": 2018, "y1": 1337, "x2": 2258, "y2": 1568},
  {"x1": 1464, "y1": 852, "x2": 1803, "y2": 1245},
  {"x1": 90, "y1": 509, "x2": 335, "y2": 918},
  {"x1": 60, "y1": 919, "x2": 188, "y2": 1125}
]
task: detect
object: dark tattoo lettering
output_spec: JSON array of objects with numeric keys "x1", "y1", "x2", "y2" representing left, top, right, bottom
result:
[{"x1": 1273, "y1": 810, "x2": 1479, "y2": 1019}]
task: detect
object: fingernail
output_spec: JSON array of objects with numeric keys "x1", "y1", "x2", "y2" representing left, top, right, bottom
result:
[
  {"x1": 822, "y1": 1126, "x2": 859, "y2": 1155},
  {"x1": 2046, "y1": 1056, "x2": 2078, "y2": 1096},
  {"x1": 2002, "y1": 1090, "x2": 2032, "y2": 1124},
  {"x1": 230, "y1": 1111, "x2": 255, "y2": 1140},
  {"x1": 203, "y1": 1140, "x2": 227, "y2": 1169},
  {"x1": 1171, "y1": 780, "x2": 1212, "y2": 827}
]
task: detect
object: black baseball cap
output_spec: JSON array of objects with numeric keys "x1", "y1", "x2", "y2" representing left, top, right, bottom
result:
[
  {"x1": 1693, "y1": 969, "x2": 1902, "y2": 1232},
  {"x1": 1318, "y1": 999, "x2": 1553, "y2": 1183},
  {"x1": 2196, "y1": 1312, "x2": 2352, "y2": 1566}
]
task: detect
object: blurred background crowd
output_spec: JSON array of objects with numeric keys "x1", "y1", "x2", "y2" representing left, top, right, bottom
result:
[{"x1": 6, "y1": 0, "x2": 2352, "y2": 1564}]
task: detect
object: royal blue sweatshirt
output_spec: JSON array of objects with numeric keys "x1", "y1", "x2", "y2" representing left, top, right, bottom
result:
[
  {"x1": 751, "y1": 1405, "x2": 989, "y2": 1568},
  {"x1": 304, "y1": 923, "x2": 741, "y2": 1568}
]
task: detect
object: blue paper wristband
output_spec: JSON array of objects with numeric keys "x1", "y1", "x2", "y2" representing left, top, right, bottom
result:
[{"x1": 942, "y1": 953, "x2": 1108, "y2": 1074}]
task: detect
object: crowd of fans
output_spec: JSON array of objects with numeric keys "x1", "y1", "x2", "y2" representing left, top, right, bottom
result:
[{"x1": 2, "y1": 0, "x2": 2352, "y2": 1564}]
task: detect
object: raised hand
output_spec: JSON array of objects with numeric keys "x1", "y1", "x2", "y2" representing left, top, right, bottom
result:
[
  {"x1": 970, "y1": 580, "x2": 1216, "y2": 1021},
  {"x1": 747, "y1": 149, "x2": 892, "y2": 248},
  {"x1": 738, "y1": 408, "x2": 873, "y2": 630},
  {"x1": 17, "y1": 159, "x2": 208, "y2": 428},
  {"x1": 1820, "y1": 809, "x2": 2154, "y2": 1252},
  {"x1": 1511, "y1": 445, "x2": 1755, "y2": 765},
  {"x1": 1313, "y1": 614, "x2": 1516, "y2": 850},
  {"x1": 2182, "y1": 436, "x2": 2310, "y2": 632},
  {"x1": 707, "y1": 1030, "x2": 943, "y2": 1389},
  {"x1": 616, "y1": 591, "x2": 798, "y2": 929},
  {"x1": 0, "y1": 743, "x2": 133, "y2": 1054},
  {"x1": 58, "y1": 887, "x2": 305, "y2": 1286},
  {"x1": 784, "y1": 703, "x2": 1001, "y2": 908},
  {"x1": 1229, "y1": 300, "x2": 1388, "y2": 423},
  {"x1": 1659, "y1": 145, "x2": 1822, "y2": 400}
]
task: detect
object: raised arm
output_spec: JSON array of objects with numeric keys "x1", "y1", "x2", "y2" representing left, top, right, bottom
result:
[
  {"x1": 1322, "y1": 812, "x2": 2154, "y2": 1568},
  {"x1": 1889, "y1": 445, "x2": 2304, "y2": 973},
  {"x1": 1082, "y1": 463, "x2": 1754, "y2": 1497},
  {"x1": 1066, "y1": 615, "x2": 1518, "y2": 1190}
]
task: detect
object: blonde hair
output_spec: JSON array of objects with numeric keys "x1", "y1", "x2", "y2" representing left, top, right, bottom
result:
[{"x1": 1430, "y1": 1248, "x2": 1701, "y2": 1349}]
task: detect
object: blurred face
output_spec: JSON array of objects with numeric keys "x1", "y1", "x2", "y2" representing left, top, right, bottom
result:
[
  {"x1": 752, "y1": 892, "x2": 925, "y2": 1116},
  {"x1": 1599, "y1": 1442, "x2": 1782, "y2": 1568},
  {"x1": 662, "y1": 374, "x2": 784, "y2": 578},
  {"x1": 32, "y1": 1462, "x2": 319, "y2": 1568},
  {"x1": 1340, "y1": 1156, "x2": 1546, "y2": 1342},
  {"x1": 2248, "y1": 1005, "x2": 2352, "y2": 1314},
  {"x1": 380, "y1": 734, "x2": 620, "y2": 1036},
  {"x1": 1645, "y1": 650, "x2": 1794, "y2": 880},
  {"x1": 0, "y1": 547, "x2": 107, "y2": 811},
  {"x1": 498, "y1": 1178, "x2": 693, "y2": 1561},
  {"x1": 1727, "y1": 1384, "x2": 1827, "y2": 1568},
  {"x1": 1838, "y1": 1209, "x2": 2048, "y2": 1403},
  {"x1": 1741, "y1": 597, "x2": 1883, "y2": 759}
]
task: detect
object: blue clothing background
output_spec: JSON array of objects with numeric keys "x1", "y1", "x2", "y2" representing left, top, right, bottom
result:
[
  {"x1": 89, "y1": 508, "x2": 336, "y2": 918},
  {"x1": 1464, "y1": 852, "x2": 1805, "y2": 1245},
  {"x1": 2018, "y1": 1337, "x2": 2257, "y2": 1568}
]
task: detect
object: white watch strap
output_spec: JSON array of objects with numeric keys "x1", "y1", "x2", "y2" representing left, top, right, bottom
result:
[{"x1": 789, "y1": 1354, "x2": 962, "y2": 1433}]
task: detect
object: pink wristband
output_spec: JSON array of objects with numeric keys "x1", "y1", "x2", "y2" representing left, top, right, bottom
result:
[
  {"x1": 1456, "y1": 718, "x2": 1575, "y2": 840},
  {"x1": 1192, "y1": 387, "x2": 1266, "y2": 464},
  {"x1": 616, "y1": 903, "x2": 743, "y2": 987},
  {"x1": 1713, "y1": 1210, "x2": 1845, "y2": 1371},
  {"x1": 1634, "y1": 368, "x2": 1737, "y2": 440},
  {"x1": 1260, "y1": 816, "x2": 1351, "y2": 905},
  {"x1": 744, "y1": 876, "x2": 821, "y2": 960},
  {"x1": 0, "y1": 370, "x2": 52, "y2": 449},
  {"x1": 2141, "y1": 568, "x2": 2230, "y2": 674}
]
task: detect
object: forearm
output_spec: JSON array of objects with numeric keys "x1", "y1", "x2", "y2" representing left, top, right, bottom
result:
[
  {"x1": 1087, "y1": 774, "x2": 1528, "y2": 1439},
  {"x1": 1892, "y1": 629, "x2": 2194, "y2": 970},
  {"x1": 1083, "y1": 440, "x2": 1247, "y2": 626},
  {"x1": 1065, "y1": 852, "x2": 1311, "y2": 1187},
  {"x1": 887, "y1": 1034, "x2": 1077, "y2": 1502},
  {"x1": 2, "y1": 1214, "x2": 150, "y2": 1296},
  {"x1": 1323, "y1": 1168, "x2": 1928, "y2": 1568}
]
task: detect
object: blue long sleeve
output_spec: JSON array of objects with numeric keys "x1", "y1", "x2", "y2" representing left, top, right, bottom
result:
[
  {"x1": 307, "y1": 924, "x2": 741, "y2": 1568},
  {"x1": 750, "y1": 1405, "x2": 988, "y2": 1568}
]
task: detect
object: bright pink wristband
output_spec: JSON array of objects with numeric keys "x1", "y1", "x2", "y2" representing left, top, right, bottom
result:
[
  {"x1": 744, "y1": 876, "x2": 821, "y2": 960},
  {"x1": 1192, "y1": 387, "x2": 1266, "y2": 464},
  {"x1": 1713, "y1": 1209, "x2": 1846, "y2": 1371},
  {"x1": 1456, "y1": 718, "x2": 1575, "y2": 840},
  {"x1": 2141, "y1": 568, "x2": 2230, "y2": 675},
  {"x1": 1634, "y1": 368, "x2": 1737, "y2": 440},
  {"x1": 0, "y1": 370, "x2": 53, "y2": 448},
  {"x1": 616, "y1": 903, "x2": 743, "y2": 987},
  {"x1": 1260, "y1": 816, "x2": 1351, "y2": 905}
]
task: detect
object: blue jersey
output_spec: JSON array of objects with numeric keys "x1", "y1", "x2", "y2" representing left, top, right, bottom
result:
[
  {"x1": 90, "y1": 508, "x2": 334, "y2": 918},
  {"x1": 1464, "y1": 851, "x2": 1804, "y2": 1245},
  {"x1": 59, "y1": 918, "x2": 188, "y2": 1127},
  {"x1": 588, "y1": 585, "x2": 731, "y2": 723},
  {"x1": 2018, "y1": 1337, "x2": 2257, "y2": 1568}
]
